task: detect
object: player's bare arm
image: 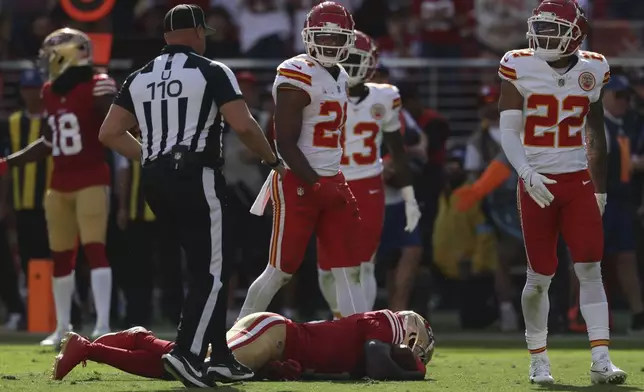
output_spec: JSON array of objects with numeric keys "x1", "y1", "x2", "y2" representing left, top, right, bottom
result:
[
  {"x1": 94, "y1": 94, "x2": 114, "y2": 120},
  {"x1": 363, "y1": 340, "x2": 425, "y2": 381},
  {"x1": 274, "y1": 85, "x2": 319, "y2": 185},
  {"x1": 99, "y1": 104, "x2": 142, "y2": 161},
  {"x1": 586, "y1": 95, "x2": 608, "y2": 193},
  {"x1": 383, "y1": 131, "x2": 412, "y2": 187},
  {"x1": 221, "y1": 98, "x2": 282, "y2": 173}
]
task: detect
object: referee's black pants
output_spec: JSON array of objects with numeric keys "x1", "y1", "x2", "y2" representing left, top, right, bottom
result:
[{"x1": 142, "y1": 161, "x2": 231, "y2": 361}]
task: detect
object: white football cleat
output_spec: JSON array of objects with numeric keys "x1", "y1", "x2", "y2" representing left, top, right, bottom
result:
[
  {"x1": 590, "y1": 355, "x2": 627, "y2": 384},
  {"x1": 40, "y1": 326, "x2": 72, "y2": 348},
  {"x1": 529, "y1": 355, "x2": 555, "y2": 384}
]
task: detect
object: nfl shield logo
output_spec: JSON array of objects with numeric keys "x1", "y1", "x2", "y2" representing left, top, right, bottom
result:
[{"x1": 558, "y1": 79, "x2": 565, "y2": 87}]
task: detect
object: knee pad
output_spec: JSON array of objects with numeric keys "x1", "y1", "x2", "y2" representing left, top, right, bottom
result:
[
  {"x1": 525, "y1": 269, "x2": 553, "y2": 292},
  {"x1": 574, "y1": 262, "x2": 602, "y2": 283},
  {"x1": 263, "y1": 265, "x2": 292, "y2": 288}
]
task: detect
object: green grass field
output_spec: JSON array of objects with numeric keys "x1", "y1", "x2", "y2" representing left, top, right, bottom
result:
[{"x1": 0, "y1": 335, "x2": 643, "y2": 391}]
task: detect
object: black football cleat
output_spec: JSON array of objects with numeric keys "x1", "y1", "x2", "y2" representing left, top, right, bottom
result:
[
  {"x1": 206, "y1": 354, "x2": 254, "y2": 383},
  {"x1": 161, "y1": 348, "x2": 210, "y2": 388}
]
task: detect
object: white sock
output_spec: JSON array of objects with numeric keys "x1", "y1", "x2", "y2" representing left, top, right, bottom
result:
[
  {"x1": 574, "y1": 262, "x2": 610, "y2": 361},
  {"x1": 332, "y1": 266, "x2": 368, "y2": 317},
  {"x1": 360, "y1": 261, "x2": 377, "y2": 311},
  {"x1": 238, "y1": 265, "x2": 291, "y2": 320},
  {"x1": 52, "y1": 272, "x2": 75, "y2": 332},
  {"x1": 318, "y1": 268, "x2": 339, "y2": 317},
  {"x1": 91, "y1": 267, "x2": 112, "y2": 331},
  {"x1": 521, "y1": 269, "x2": 552, "y2": 355}
]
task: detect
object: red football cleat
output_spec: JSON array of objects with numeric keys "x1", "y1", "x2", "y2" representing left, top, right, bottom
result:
[
  {"x1": 93, "y1": 326, "x2": 151, "y2": 348},
  {"x1": 52, "y1": 332, "x2": 90, "y2": 380}
]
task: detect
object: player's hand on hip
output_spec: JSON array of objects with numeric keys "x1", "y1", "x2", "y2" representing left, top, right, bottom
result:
[
  {"x1": 595, "y1": 193, "x2": 607, "y2": 215},
  {"x1": 274, "y1": 163, "x2": 286, "y2": 177},
  {"x1": 520, "y1": 169, "x2": 556, "y2": 208}
]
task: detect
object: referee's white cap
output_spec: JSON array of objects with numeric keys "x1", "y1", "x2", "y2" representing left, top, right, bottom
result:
[{"x1": 164, "y1": 4, "x2": 216, "y2": 36}]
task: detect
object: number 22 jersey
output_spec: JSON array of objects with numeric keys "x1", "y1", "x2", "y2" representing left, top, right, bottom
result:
[
  {"x1": 498, "y1": 49, "x2": 610, "y2": 174},
  {"x1": 41, "y1": 73, "x2": 116, "y2": 191}
]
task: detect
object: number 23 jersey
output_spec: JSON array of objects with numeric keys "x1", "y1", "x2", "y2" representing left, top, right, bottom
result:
[
  {"x1": 42, "y1": 73, "x2": 116, "y2": 191},
  {"x1": 498, "y1": 49, "x2": 610, "y2": 174},
  {"x1": 272, "y1": 54, "x2": 350, "y2": 176}
]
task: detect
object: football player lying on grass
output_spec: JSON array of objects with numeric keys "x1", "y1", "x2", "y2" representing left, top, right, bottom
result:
[{"x1": 52, "y1": 310, "x2": 434, "y2": 383}]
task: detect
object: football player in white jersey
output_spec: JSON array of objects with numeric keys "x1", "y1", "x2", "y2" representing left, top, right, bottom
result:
[
  {"x1": 498, "y1": 0, "x2": 625, "y2": 385},
  {"x1": 241, "y1": 1, "x2": 369, "y2": 321},
  {"x1": 317, "y1": 31, "x2": 421, "y2": 316}
]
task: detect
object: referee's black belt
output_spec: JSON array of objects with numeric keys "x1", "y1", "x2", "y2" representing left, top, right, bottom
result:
[{"x1": 144, "y1": 151, "x2": 224, "y2": 170}]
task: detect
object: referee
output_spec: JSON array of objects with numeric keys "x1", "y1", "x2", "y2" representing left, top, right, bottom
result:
[{"x1": 99, "y1": 4, "x2": 284, "y2": 388}]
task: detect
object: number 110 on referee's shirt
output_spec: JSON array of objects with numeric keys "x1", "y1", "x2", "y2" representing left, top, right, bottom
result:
[{"x1": 147, "y1": 80, "x2": 183, "y2": 100}]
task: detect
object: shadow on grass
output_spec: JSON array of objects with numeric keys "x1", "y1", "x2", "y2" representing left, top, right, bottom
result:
[{"x1": 538, "y1": 384, "x2": 643, "y2": 392}]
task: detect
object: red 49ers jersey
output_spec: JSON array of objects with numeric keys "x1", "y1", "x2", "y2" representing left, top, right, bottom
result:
[
  {"x1": 42, "y1": 73, "x2": 116, "y2": 191},
  {"x1": 284, "y1": 310, "x2": 405, "y2": 374}
]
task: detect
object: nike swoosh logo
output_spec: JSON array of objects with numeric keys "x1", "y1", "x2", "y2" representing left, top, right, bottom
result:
[
  {"x1": 293, "y1": 64, "x2": 302, "y2": 70},
  {"x1": 369, "y1": 189, "x2": 380, "y2": 194},
  {"x1": 503, "y1": 56, "x2": 510, "y2": 62},
  {"x1": 582, "y1": 180, "x2": 591, "y2": 185}
]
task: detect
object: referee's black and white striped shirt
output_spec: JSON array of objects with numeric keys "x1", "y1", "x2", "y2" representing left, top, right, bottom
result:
[{"x1": 113, "y1": 45, "x2": 243, "y2": 165}]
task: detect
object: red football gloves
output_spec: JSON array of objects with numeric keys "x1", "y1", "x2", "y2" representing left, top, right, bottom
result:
[{"x1": 0, "y1": 159, "x2": 8, "y2": 177}]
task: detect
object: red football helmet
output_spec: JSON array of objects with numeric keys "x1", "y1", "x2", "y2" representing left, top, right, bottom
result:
[
  {"x1": 302, "y1": 1, "x2": 355, "y2": 66},
  {"x1": 527, "y1": 0, "x2": 589, "y2": 61},
  {"x1": 342, "y1": 30, "x2": 379, "y2": 86}
]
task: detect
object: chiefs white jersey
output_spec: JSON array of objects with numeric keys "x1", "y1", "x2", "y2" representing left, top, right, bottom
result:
[
  {"x1": 498, "y1": 49, "x2": 610, "y2": 174},
  {"x1": 341, "y1": 83, "x2": 402, "y2": 181},
  {"x1": 272, "y1": 54, "x2": 350, "y2": 176}
]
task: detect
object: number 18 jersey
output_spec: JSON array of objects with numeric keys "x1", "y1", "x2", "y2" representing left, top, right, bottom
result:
[
  {"x1": 42, "y1": 73, "x2": 116, "y2": 191},
  {"x1": 341, "y1": 83, "x2": 402, "y2": 181},
  {"x1": 498, "y1": 49, "x2": 610, "y2": 174},
  {"x1": 272, "y1": 54, "x2": 350, "y2": 176}
]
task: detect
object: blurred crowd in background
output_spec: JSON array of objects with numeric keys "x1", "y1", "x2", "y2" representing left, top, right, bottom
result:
[{"x1": 0, "y1": 0, "x2": 644, "y2": 335}]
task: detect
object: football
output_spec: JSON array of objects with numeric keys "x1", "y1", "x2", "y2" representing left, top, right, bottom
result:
[{"x1": 390, "y1": 344, "x2": 418, "y2": 371}]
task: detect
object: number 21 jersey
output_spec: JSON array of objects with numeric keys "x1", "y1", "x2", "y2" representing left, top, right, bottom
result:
[
  {"x1": 272, "y1": 54, "x2": 350, "y2": 176},
  {"x1": 42, "y1": 73, "x2": 116, "y2": 191},
  {"x1": 498, "y1": 49, "x2": 610, "y2": 174}
]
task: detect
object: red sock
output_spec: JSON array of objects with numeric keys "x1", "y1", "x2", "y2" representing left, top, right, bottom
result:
[
  {"x1": 88, "y1": 343, "x2": 167, "y2": 379},
  {"x1": 83, "y1": 243, "x2": 110, "y2": 269},
  {"x1": 134, "y1": 334, "x2": 175, "y2": 357}
]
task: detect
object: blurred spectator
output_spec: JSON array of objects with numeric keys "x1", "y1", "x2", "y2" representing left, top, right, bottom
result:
[
  {"x1": 414, "y1": 0, "x2": 473, "y2": 58},
  {"x1": 399, "y1": 84, "x2": 449, "y2": 270},
  {"x1": 204, "y1": 7, "x2": 241, "y2": 59},
  {"x1": 9, "y1": 13, "x2": 55, "y2": 58},
  {"x1": 474, "y1": 0, "x2": 531, "y2": 56},
  {"x1": 433, "y1": 147, "x2": 516, "y2": 330},
  {"x1": 609, "y1": 0, "x2": 644, "y2": 20},
  {"x1": 224, "y1": 0, "x2": 291, "y2": 58},
  {"x1": 376, "y1": 10, "x2": 422, "y2": 60},
  {"x1": 463, "y1": 84, "x2": 501, "y2": 179},
  {"x1": 223, "y1": 71, "x2": 271, "y2": 323},
  {"x1": 601, "y1": 75, "x2": 644, "y2": 332}
]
